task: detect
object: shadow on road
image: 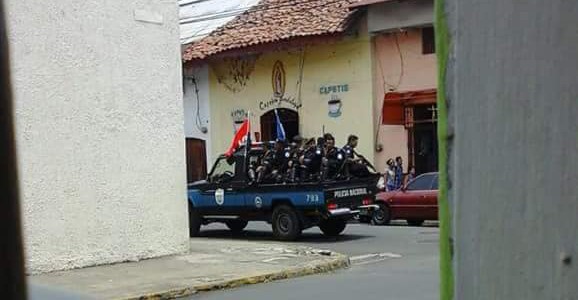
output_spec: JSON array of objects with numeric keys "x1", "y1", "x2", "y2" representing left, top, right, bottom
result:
[
  {"x1": 353, "y1": 220, "x2": 439, "y2": 228},
  {"x1": 198, "y1": 229, "x2": 374, "y2": 244}
]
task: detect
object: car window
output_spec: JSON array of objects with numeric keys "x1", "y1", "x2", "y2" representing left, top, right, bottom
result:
[
  {"x1": 407, "y1": 174, "x2": 434, "y2": 191},
  {"x1": 210, "y1": 157, "x2": 236, "y2": 181},
  {"x1": 431, "y1": 175, "x2": 439, "y2": 190}
]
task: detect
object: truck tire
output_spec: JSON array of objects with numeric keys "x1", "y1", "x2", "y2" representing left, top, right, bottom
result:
[
  {"x1": 271, "y1": 205, "x2": 302, "y2": 241},
  {"x1": 226, "y1": 219, "x2": 248, "y2": 233},
  {"x1": 188, "y1": 203, "x2": 202, "y2": 237},
  {"x1": 319, "y1": 219, "x2": 347, "y2": 237},
  {"x1": 372, "y1": 203, "x2": 391, "y2": 226}
]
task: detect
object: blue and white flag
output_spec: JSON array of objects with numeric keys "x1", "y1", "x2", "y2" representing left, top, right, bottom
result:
[{"x1": 274, "y1": 109, "x2": 286, "y2": 141}]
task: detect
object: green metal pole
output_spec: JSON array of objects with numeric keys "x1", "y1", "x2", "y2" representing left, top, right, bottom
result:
[{"x1": 435, "y1": 0, "x2": 453, "y2": 299}]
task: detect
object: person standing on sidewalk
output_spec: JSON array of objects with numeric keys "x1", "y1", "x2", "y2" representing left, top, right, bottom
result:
[
  {"x1": 404, "y1": 164, "x2": 416, "y2": 188},
  {"x1": 394, "y1": 156, "x2": 404, "y2": 190},
  {"x1": 385, "y1": 158, "x2": 396, "y2": 191}
]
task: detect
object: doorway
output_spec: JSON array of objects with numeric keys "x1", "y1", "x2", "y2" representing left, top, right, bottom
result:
[
  {"x1": 185, "y1": 138, "x2": 207, "y2": 183},
  {"x1": 409, "y1": 105, "x2": 438, "y2": 174},
  {"x1": 260, "y1": 108, "x2": 299, "y2": 141}
]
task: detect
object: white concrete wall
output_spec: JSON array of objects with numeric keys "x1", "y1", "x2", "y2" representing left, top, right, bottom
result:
[
  {"x1": 183, "y1": 64, "x2": 212, "y2": 166},
  {"x1": 6, "y1": 0, "x2": 189, "y2": 274}
]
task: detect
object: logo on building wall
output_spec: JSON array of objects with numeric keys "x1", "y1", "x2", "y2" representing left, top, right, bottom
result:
[
  {"x1": 272, "y1": 60, "x2": 286, "y2": 98},
  {"x1": 231, "y1": 109, "x2": 247, "y2": 132},
  {"x1": 259, "y1": 60, "x2": 302, "y2": 111},
  {"x1": 328, "y1": 94, "x2": 343, "y2": 118}
]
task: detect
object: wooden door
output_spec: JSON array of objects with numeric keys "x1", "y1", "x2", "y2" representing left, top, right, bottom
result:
[{"x1": 185, "y1": 138, "x2": 207, "y2": 183}]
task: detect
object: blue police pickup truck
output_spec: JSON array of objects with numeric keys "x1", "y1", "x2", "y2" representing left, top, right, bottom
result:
[{"x1": 187, "y1": 144, "x2": 382, "y2": 241}]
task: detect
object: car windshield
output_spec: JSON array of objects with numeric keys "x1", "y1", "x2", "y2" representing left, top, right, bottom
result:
[
  {"x1": 210, "y1": 157, "x2": 236, "y2": 182},
  {"x1": 407, "y1": 174, "x2": 435, "y2": 191},
  {"x1": 431, "y1": 175, "x2": 439, "y2": 190}
]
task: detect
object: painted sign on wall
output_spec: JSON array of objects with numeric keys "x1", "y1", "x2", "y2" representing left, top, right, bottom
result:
[
  {"x1": 319, "y1": 84, "x2": 349, "y2": 94},
  {"x1": 231, "y1": 109, "x2": 247, "y2": 132},
  {"x1": 328, "y1": 94, "x2": 343, "y2": 118},
  {"x1": 272, "y1": 61, "x2": 286, "y2": 97},
  {"x1": 259, "y1": 61, "x2": 302, "y2": 111}
]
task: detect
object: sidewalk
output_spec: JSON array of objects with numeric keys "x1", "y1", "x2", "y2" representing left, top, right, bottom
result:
[{"x1": 29, "y1": 238, "x2": 350, "y2": 300}]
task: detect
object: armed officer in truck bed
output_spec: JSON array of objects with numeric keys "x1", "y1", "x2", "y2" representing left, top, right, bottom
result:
[
  {"x1": 252, "y1": 133, "x2": 373, "y2": 183},
  {"x1": 256, "y1": 140, "x2": 288, "y2": 183},
  {"x1": 322, "y1": 133, "x2": 345, "y2": 180}
]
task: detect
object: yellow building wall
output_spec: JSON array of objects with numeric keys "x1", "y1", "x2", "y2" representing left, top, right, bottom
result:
[{"x1": 208, "y1": 32, "x2": 374, "y2": 164}]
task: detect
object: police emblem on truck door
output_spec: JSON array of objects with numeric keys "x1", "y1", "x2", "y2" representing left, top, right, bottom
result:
[
  {"x1": 215, "y1": 189, "x2": 225, "y2": 205},
  {"x1": 254, "y1": 196, "x2": 263, "y2": 208}
]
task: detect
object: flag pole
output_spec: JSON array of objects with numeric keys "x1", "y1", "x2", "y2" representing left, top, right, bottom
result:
[{"x1": 243, "y1": 110, "x2": 251, "y2": 176}]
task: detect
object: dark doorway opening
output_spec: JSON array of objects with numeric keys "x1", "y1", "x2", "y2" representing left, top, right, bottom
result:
[
  {"x1": 409, "y1": 104, "x2": 438, "y2": 174},
  {"x1": 260, "y1": 108, "x2": 299, "y2": 142},
  {"x1": 185, "y1": 138, "x2": 207, "y2": 183}
]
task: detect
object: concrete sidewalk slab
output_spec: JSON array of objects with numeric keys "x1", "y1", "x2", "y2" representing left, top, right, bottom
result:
[{"x1": 29, "y1": 238, "x2": 349, "y2": 299}]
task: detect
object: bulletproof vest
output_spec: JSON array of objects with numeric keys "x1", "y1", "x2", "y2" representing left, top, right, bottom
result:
[
  {"x1": 271, "y1": 149, "x2": 286, "y2": 168},
  {"x1": 326, "y1": 147, "x2": 344, "y2": 161},
  {"x1": 343, "y1": 145, "x2": 355, "y2": 159}
]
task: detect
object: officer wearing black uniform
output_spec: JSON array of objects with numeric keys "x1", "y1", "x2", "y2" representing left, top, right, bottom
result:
[
  {"x1": 342, "y1": 134, "x2": 370, "y2": 178},
  {"x1": 256, "y1": 143, "x2": 274, "y2": 183},
  {"x1": 300, "y1": 138, "x2": 321, "y2": 181},
  {"x1": 287, "y1": 135, "x2": 304, "y2": 182},
  {"x1": 270, "y1": 140, "x2": 288, "y2": 182},
  {"x1": 323, "y1": 133, "x2": 345, "y2": 180},
  {"x1": 342, "y1": 134, "x2": 359, "y2": 178}
]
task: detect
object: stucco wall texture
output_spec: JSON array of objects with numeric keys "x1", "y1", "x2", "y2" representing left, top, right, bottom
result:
[
  {"x1": 6, "y1": 0, "x2": 189, "y2": 274},
  {"x1": 208, "y1": 33, "x2": 374, "y2": 162},
  {"x1": 372, "y1": 30, "x2": 437, "y2": 172}
]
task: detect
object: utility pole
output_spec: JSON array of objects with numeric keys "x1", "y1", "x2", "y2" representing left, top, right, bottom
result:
[{"x1": 438, "y1": 0, "x2": 578, "y2": 299}]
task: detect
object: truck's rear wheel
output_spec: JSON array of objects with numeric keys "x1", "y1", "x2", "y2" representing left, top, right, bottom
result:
[
  {"x1": 226, "y1": 219, "x2": 248, "y2": 233},
  {"x1": 272, "y1": 205, "x2": 302, "y2": 241},
  {"x1": 372, "y1": 203, "x2": 391, "y2": 226},
  {"x1": 319, "y1": 219, "x2": 347, "y2": 237},
  {"x1": 188, "y1": 203, "x2": 202, "y2": 237}
]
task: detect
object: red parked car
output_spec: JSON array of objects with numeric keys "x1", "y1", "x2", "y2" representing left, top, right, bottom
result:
[{"x1": 372, "y1": 172, "x2": 438, "y2": 226}]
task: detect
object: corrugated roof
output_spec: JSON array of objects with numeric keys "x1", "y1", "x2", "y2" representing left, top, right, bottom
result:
[{"x1": 182, "y1": 0, "x2": 360, "y2": 61}]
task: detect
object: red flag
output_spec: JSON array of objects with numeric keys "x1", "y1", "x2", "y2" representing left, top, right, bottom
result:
[{"x1": 225, "y1": 119, "x2": 250, "y2": 157}]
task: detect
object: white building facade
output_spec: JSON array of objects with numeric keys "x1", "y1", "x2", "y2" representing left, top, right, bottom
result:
[{"x1": 7, "y1": 0, "x2": 189, "y2": 273}]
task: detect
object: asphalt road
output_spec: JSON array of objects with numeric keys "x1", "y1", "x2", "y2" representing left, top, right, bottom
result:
[{"x1": 188, "y1": 221, "x2": 439, "y2": 300}]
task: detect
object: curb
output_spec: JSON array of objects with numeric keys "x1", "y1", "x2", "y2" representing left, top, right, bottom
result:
[{"x1": 120, "y1": 253, "x2": 350, "y2": 300}]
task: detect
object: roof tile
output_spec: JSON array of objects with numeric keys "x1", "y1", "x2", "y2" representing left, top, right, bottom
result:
[{"x1": 182, "y1": 0, "x2": 360, "y2": 61}]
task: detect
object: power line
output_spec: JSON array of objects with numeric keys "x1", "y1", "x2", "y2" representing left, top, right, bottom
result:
[
  {"x1": 180, "y1": 6, "x2": 250, "y2": 24},
  {"x1": 179, "y1": 0, "x2": 211, "y2": 7},
  {"x1": 180, "y1": 0, "x2": 353, "y2": 41},
  {"x1": 180, "y1": 0, "x2": 351, "y2": 25}
]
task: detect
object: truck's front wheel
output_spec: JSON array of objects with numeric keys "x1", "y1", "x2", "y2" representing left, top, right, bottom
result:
[
  {"x1": 319, "y1": 219, "x2": 347, "y2": 237},
  {"x1": 272, "y1": 205, "x2": 302, "y2": 241},
  {"x1": 188, "y1": 203, "x2": 202, "y2": 237}
]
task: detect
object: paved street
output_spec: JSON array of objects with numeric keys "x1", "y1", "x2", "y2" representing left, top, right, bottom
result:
[{"x1": 187, "y1": 221, "x2": 439, "y2": 300}]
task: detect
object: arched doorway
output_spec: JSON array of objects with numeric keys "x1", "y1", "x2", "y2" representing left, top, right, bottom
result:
[{"x1": 260, "y1": 108, "x2": 299, "y2": 142}]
